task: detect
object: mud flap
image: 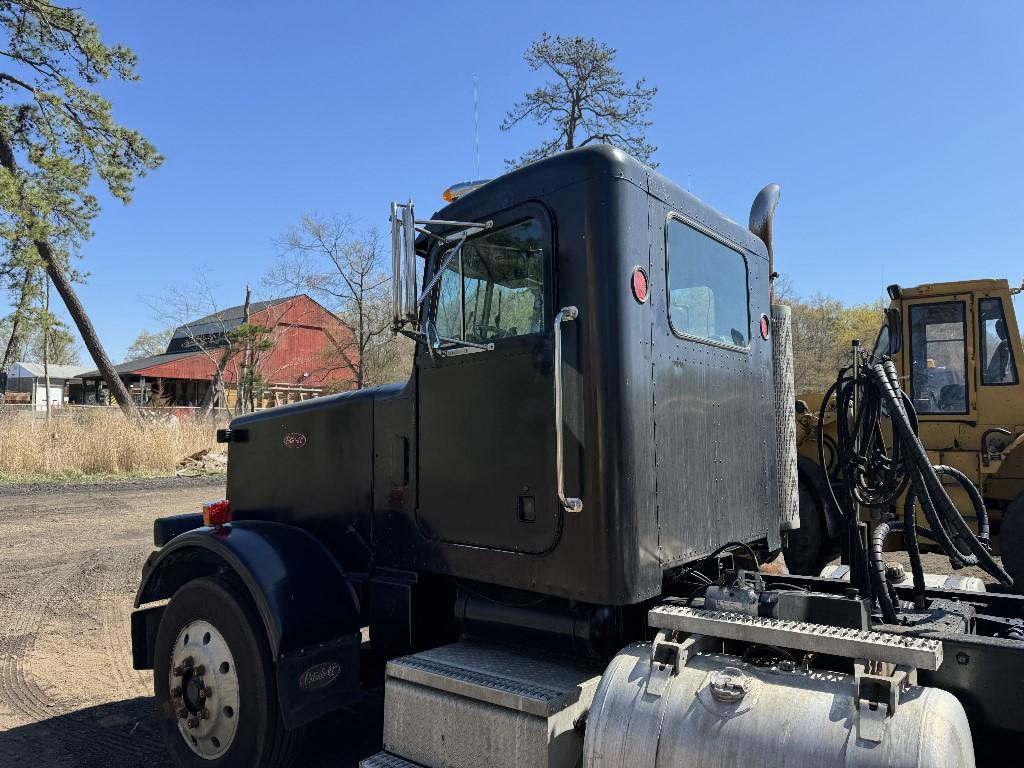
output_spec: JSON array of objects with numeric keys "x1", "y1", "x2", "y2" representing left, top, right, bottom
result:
[{"x1": 276, "y1": 630, "x2": 362, "y2": 730}]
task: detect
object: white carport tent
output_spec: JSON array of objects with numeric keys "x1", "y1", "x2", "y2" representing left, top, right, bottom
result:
[{"x1": 4, "y1": 362, "x2": 92, "y2": 410}]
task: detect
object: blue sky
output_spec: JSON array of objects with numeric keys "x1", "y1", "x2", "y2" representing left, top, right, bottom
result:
[{"x1": 64, "y1": 1, "x2": 1024, "y2": 359}]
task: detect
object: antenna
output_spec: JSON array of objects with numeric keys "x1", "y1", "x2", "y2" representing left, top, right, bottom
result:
[{"x1": 473, "y1": 75, "x2": 480, "y2": 180}]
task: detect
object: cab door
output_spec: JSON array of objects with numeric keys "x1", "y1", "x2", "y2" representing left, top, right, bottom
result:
[
  {"x1": 415, "y1": 206, "x2": 560, "y2": 554},
  {"x1": 902, "y1": 294, "x2": 979, "y2": 510}
]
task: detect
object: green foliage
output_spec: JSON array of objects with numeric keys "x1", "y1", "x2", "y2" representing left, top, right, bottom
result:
[
  {"x1": 26, "y1": 312, "x2": 77, "y2": 363},
  {"x1": 124, "y1": 328, "x2": 173, "y2": 361},
  {"x1": 0, "y1": 2, "x2": 161, "y2": 418},
  {"x1": 0, "y1": 0, "x2": 162, "y2": 269},
  {"x1": 778, "y1": 289, "x2": 885, "y2": 392},
  {"x1": 501, "y1": 33, "x2": 657, "y2": 168}
]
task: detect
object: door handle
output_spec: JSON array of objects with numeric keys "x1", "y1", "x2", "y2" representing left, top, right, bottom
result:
[{"x1": 554, "y1": 306, "x2": 583, "y2": 514}]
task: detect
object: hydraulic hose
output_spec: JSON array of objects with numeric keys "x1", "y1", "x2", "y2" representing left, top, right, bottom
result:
[
  {"x1": 818, "y1": 353, "x2": 1012, "y2": 624},
  {"x1": 869, "y1": 362, "x2": 1009, "y2": 585},
  {"x1": 869, "y1": 519, "x2": 902, "y2": 625}
]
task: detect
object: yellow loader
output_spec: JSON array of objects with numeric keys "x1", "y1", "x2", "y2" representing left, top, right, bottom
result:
[{"x1": 787, "y1": 278, "x2": 1024, "y2": 585}]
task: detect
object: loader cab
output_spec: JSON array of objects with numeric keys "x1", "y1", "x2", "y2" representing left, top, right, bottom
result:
[{"x1": 883, "y1": 279, "x2": 1024, "y2": 481}]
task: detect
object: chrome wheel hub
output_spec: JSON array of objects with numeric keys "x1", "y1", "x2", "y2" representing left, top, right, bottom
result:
[{"x1": 169, "y1": 619, "x2": 240, "y2": 760}]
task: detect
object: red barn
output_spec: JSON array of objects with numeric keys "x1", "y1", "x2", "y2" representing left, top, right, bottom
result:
[{"x1": 80, "y1": 295, "x2": 357, "y2": 409}]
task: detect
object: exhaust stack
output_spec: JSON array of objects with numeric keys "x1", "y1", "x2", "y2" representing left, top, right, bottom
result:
[{"x1": 749, "y1": 183, "x2": 799, "y2": 534}]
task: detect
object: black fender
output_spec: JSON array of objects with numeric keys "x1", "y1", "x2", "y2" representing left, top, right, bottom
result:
[
  {"x1": 133, "y1": 520, "x2": 362, "y2": 729},
  {"x1": 797, "y1": 454, "x2": 843, "y2": 539}
]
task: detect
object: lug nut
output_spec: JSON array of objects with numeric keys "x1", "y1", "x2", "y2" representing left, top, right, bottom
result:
[
  {"x1": 171, "y1": 686, "x2": 182, "y2": 698},
  {"x1": 175, "y1": 708, "x2": 187, "y2": 720},
  {"x1": 183, "y1": 656, "x2": 194, "y2": 668},
  {"x1": 200, "y1": 708, "x2": 210, "y2": 720},
  {"x1": 202, "y1": 686, "x2": 213, "y2": 699},
  {"x1": 187, "y1": 716, "x2": 199, "y2": 729},
  {"x1": 193, "y1": 665, "x2": 206, "y2": 676},
  {"x1": 172, "y1": 665, "x2": 184, "y2": 678}
]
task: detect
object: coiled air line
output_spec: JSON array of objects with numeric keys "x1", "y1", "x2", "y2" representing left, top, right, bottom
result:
[{"x1": 818, "y1": 355, "x2": 1011, "y2": 624}]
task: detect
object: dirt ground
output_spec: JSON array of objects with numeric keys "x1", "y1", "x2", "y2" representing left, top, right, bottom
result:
[{"x1": 0, "y1": 478, "x2": 382, "y2": 767}]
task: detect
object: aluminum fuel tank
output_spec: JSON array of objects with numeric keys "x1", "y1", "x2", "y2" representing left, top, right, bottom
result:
[{"x1": 584, "y1": 643, "x2": 974, "y2": 768}]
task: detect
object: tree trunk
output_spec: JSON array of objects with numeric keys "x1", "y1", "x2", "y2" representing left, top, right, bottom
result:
[
  {"x1": 236, "y1": 286, "x2": 252, "y2": 415},
  {"x1": 36, "y1": 239, "x2": 140, "y2": 420},
  {"x1": 1, "y1": 268, "x2": 33, "y2": 371},
  {"x1": 43, "y1": 276, "x2": 51, "y2": 420},
  {"x1": 0, "y1": 129, "x2": 139, "y2": 420},
  {"x1": 201, "y1": 346, "x2": 233, "y2": 418}
]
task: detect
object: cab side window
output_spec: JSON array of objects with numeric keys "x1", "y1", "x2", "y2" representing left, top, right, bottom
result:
[
  {"x1": 979, "y1": 297, "x2": 1018, "y2": 385},
  {"x1": 666, "y1": 216, "x2": 750, "y2": 348},
  {"x1": 909, "y1": 302, "x2": 968, "y2": 413},
  {"x1": 434, "y1": 218, "x2": 546, "y2": 344}
]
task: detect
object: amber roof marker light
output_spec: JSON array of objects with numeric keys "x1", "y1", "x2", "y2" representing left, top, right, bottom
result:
[{"x1": 442, "y1": 179, "x2": 492, "y2": 203}]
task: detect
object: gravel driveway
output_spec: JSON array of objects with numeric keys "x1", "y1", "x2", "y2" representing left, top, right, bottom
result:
[{"x1": 0, "y1": 477, "x2": 381, "y2": 767}]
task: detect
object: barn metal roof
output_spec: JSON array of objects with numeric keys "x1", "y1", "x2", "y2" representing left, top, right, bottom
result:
[
  {"x1": 77, "y1": 350, "x2": 203, "y2": 379},
  {"x1": 8, "y1": 362, "x2": 93, "y2": 380},
  {"x1": 166, "y1": 295, "x2": 304, "y2": 353}
]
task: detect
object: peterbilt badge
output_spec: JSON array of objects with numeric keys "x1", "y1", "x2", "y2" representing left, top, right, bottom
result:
[
  {"x1": 299, "y1": 661, "x2": 341, "y2": 691},
  {"x1": 283, "y1": 432, "x2": 307, "y2": 449}
]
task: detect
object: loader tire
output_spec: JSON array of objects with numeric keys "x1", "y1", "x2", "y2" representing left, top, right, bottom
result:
[
  {"x1": 1001, "y1": 493, "x2": 1024, "y2": 592},
  {"x1": 782, "y1": 478, "x2": 835, "y2": 576},
  {"x1": 154, "y1": 576, "x2": 305, "y2": 768}
]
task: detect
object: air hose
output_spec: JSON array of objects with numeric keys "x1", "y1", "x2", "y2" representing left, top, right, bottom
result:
[{"x1": 818, "y1": 355, "x2": 1011, "y2": 622}]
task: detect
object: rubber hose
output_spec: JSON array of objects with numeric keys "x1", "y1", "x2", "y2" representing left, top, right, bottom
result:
[
  {"x1": 873, "y1": 365, "x2": 984, "y2": 569},
  {"x1": 869, "y1": 519, "x2": 901, "y2": 624},
  {"x1": 902, "y1": 487, "x2": 928, "y2": 609},
  {"x1": 905, "y1": 465, "x2": 990, "y2": 554},
  {"x1": 871, "y1": 364, "x2": 1011, "y2": 585}
]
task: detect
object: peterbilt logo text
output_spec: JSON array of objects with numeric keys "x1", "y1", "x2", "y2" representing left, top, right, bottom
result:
[
  {"x1": 283, "y1": 432, "x2": 307, "y2": 449},
  {"x1": 299, "y1": 661, "x2": 341, "y2": 691}
]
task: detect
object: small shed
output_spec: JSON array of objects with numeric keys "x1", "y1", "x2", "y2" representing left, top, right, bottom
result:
[{"x1": 2, "y1": 362, "x2": 91, "y2": 409}]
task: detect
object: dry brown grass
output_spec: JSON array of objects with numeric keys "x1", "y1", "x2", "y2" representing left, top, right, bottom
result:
[{"x1": 0, "y1": 406, "x2": 227, "y2": 483}]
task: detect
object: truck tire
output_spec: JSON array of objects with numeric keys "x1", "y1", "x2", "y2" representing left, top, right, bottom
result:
[
  {"x1": 782, "y1": 478, "x2": 833, "y2": 576},
  {"x1": 1001, "y1": 493, "x2": 1024, "y2": 592},
  {"x1": 154, "y1": 576, "x2": 304, "y2": 768}
]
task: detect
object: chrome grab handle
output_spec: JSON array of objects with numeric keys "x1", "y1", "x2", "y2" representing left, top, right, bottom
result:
[{"x1": 554, "y1": 306, "x2": 583, "y2": 514}]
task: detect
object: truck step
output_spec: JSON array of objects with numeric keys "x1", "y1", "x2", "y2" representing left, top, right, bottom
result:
[
  {"x1": 360, "y1": 753, "x2": 427, "y2": 768},
  {"x1": 382, "y1": 640, "x2": 602, "y2": 768},
  {"x1": 649, "y1": 603, "x2": 944, "y2": 670}
]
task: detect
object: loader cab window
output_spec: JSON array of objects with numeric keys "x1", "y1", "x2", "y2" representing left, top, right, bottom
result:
[
  {"x1": 434, "y1": 218, "x2": 546, "y2": 344},
  {"x1": 909, "y1": 301, "x2": 968, "y2": 413},
  {"x1": 666, "y1": 216, "x2": 750, "y2": 348},
  {"x1": 979, "y1": 297, "x2": 1018, "y2": 385}
]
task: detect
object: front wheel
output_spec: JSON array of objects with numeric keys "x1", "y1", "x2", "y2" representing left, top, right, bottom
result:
[
  {"x1": 154, "y1": 576, "x2": 304, "y2": 767},
  {"x1": 782, "y1": 478, "x2": 837, "y2": 576}
]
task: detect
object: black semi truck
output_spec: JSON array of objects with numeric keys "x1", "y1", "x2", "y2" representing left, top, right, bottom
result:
[{"x1": 132, "y1": 146, "x2": 1024, "y2": 767}]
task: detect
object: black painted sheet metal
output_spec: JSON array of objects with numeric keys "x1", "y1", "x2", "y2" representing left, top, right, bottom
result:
[{"x1": 649, "y1": 199, "x2": 780, "y2": 566}]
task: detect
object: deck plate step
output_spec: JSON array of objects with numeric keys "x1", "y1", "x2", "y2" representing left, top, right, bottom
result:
[
  {"x1": 360, "y1": 753, "x2": 427, "y2": 768},
  {"x1": 649, "y1": 604, "x2": 943, "y2": 670}
]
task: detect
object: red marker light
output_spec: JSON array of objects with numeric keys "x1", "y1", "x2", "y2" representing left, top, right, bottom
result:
[
  {"x1": 632, "y1": 266, "x2": 649, "y2": 304},
  {"x1": 760, "y1": 314, "x2": 771, "y2": 340},
  {"x1": 202, "y1": 499, "x2": 231, "y2": 527}
]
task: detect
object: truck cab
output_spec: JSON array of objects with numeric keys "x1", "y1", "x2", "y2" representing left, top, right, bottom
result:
[{"x1": 131, "y1": 149, "x2": 1024, "y2": 768}]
